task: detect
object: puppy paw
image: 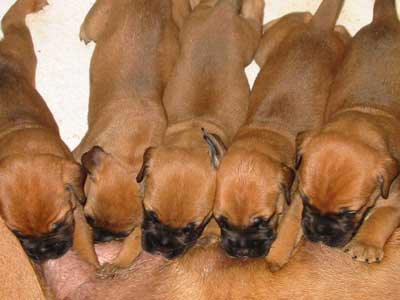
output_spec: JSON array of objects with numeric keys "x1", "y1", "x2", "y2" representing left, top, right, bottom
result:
[
  {"x1": 265, "y1": 254, "x2": 289, "y2": 272},
  {"x1": 343, "y1": 240, "x2": 384, "y2": 264}
]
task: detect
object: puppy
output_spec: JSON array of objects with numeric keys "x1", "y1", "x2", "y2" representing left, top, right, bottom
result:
[
  {"x1": 74, "y1": 0, "x2": 183, "y2": 269},
  {"x1": 293, "y1": 0, "x2": 400, "y2": 264},
  {"x1": 137, "y1": 0, "x2": 264, "y2": 259},
  {"x1": 0, "y1": 0, "x2": 98, "y2": 266},
  {"x1": 214, "y1": 0, "x2": 349, "y2": 264}
]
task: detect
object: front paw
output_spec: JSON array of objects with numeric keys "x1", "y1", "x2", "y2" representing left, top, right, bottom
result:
[
  {"x1": 343, "y1": 239, "x2": 384, "y2": 264},
  {"x1": 265, "y1": 254, "x2": 289, "y2": 272}
]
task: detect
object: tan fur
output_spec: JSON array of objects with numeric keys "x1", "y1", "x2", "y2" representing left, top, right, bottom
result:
[
  {"x1": 139, "y1": 0, "x2": 264, "y2": 231},
  {"x1": 69, "y1": 230, "x2": 400, "y2": 300},
  {"x1": 0, "y1": 0, "x2": 98, "y2": 266},
  {"x1": 73, "y1": 0, "x2": 182, "y2": 269},
  {"x1": 214, "y1": 0, "x2": 349, "y2": 269},
  {"x1": 0, "y1": 218, "x2": 47, "y2": 300},
  {"x1": 292, "y1": 0, "x2": 400, "y2": 264}
]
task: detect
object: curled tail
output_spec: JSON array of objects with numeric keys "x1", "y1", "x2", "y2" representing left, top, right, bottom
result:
[
  {"x1": 310, "y1": 0, "x2": 344, "y2": 31},
  {"x1": 373, "y1": 0, "x2": 399, "y2": 23},
  {"x1": 1, "y1": 0, "x2": 48, "y2": 34}
]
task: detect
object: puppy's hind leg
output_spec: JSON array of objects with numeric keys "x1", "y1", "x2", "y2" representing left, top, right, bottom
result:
[
  {"x1": 80, "y1": 0, "x2": 112, "y2": 44},
  {"x1": 0, "y1": 0, "x2": 48, "y2": 86}
]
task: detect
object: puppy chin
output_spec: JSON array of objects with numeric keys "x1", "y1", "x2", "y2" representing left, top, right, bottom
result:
[
  {"x1": 142, "y1": 231, "x2": 189, "y2": 260},
  {"x1": 302, "y1": 224, "x2": 356, "y2": 248}
]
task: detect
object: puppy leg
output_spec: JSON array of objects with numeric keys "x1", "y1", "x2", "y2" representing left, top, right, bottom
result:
[
  {"x1": 73, "y1": 205, "x2": 100, "y2": 267},
  {"x1": 344, "y1": 182, "x2": 400, "y2": 263},
  {"x1": 100, "y1": 227, "x2": 142, "y2": 276},
  {"x1": 79, "y1": 0, "x2": 112, "y2": 44},
  {"x1": 0, "y1": 0, "x2": 48, "y2": 86},
  {"x1": 266, "y1": 193, "x2": 303, "y2": 272}
]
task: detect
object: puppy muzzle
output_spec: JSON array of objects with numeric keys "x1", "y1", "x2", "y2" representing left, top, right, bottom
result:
[
  {"x1": 220, "y1": 228, "x2": 276, "y2": 258},
  {"x1": 14, "y1": 223, "x2": 74, "y2": 262},
  {"x1": 141, "y1": 211, "x2": 209, "y2": 259},
  {"x1": 85, "y1": 215, "x2": 130, "y2": 243},
  {"x1": 302, "y1": 205, "x2": 359, "y2": 248}
]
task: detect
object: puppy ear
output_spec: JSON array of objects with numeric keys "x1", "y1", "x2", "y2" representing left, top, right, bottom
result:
[
  {"x1": 202, "y1": 128, "x2": 227, "y2": 169},
  {"x1": 377, "y1": 156, "x2": 400, "y2": 199},
  {"x1": 295, "y1": 130, "x2": 315, "y2": 170},
  {"x1": 81, "y1": 146, "x2": 106, "y2": 176},
  {"x1": 137, "y1": 147, "x2": 155, "y2": 183},
  {"x1": 171, "y1": 0, "x2": 192, "y2": 29},
  {"x1": 63, "y1": 161, "x2": 87, "y2": 205},
  {"x1": 280, "y1": 164, "x2": 295, "y2": 204}
]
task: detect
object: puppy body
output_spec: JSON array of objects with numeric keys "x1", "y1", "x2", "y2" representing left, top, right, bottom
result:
[
  {"x1": 214, "y1": 0, "x2": 349, "y2": 264},
  {"x1": 295, "y1": 0, "x2": 400, "y2": 264},
  {"x1": 74, "y1": 0, "x2": 182, "y2": 268},
  {"x1": 0, "y1": 0, "x2": 98, "y2": 265},
  {"x1": 138, "y1": 0, "x2": 264, "y2": 259}
]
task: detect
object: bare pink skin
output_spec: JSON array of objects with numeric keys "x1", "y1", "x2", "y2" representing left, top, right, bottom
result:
[{"x1": 41, "y1": 243, "x2": 166, "y2": 300}]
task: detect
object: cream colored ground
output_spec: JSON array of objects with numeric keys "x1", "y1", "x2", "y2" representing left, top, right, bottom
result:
[{"x1": 0, "y1": 0, "x2": 398, "y2": 149}]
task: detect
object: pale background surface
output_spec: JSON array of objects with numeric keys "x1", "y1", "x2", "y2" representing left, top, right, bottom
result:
[{"x1": 0, "y1": 0, "x2": 398, "y2": 149}]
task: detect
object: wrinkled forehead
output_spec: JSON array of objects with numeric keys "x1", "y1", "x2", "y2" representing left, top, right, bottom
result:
[
  {"x1": 299, "y1": 153, "x2": 377, "y2": 213},
  {"x1": 144, "y1": 159, "x2": 216, "y2": 228},
  {"x1": 0, "y1": 159, "x2": 72, "y2": 234}
]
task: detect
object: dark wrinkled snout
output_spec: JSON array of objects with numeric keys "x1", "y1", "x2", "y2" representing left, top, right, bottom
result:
[
  {"x1": 141, "y1": 210, "x2": 207, "y2": 259},
  {"x1": 14, "y1": 223, "x2": 74, "y2": 262},
  {"x1": 302, "y1": 203, "x2": 359, "y2": 248}
]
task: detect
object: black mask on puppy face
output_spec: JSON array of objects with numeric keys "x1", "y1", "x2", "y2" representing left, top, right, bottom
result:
[
  {"x1": 217, "y1": 216, "x2": 277, "y2": 258},
  {"x1": 13, "y1": 221, "x2": 74, "y2": 262},
  {"x1": 141, "y1": 209, "x2": 211, "y2": 259},
  {"x1": 301, "y1": 201, "x2": 361, "y2": 248}
]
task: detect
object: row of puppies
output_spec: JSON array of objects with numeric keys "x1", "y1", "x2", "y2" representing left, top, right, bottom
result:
[{"x1": 1, "y1": 0, "x2": 399, "y2": 275}]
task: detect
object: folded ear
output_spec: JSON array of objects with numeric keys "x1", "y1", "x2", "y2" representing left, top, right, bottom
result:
[
  {"x1": 81, "y1": 146, "x2": 107, "y2": 176},
  {"x1": 202, "y1": 128, "x2": 227, "y2": 169},
  {"x1": 63, "y1": 161, "x2": 87, "y2": 205},
  {"x1": 137, "y1": 147, "x2": 155, "y2": 183},
  {"x1": 295, "y1": 130, "x2": 316, "y2": 170},
  {"x1": 280, "y1": 164, "x2": 295, "y2": 204},
  {"x1": 377, "y1": 156, "x2": 400, "y2": 199}
]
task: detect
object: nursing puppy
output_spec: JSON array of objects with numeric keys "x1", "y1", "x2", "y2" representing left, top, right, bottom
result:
[
  {"x1": 74, "y1": 0, "x2": 182, "y2": 268},
  {"x1": 294, "y1": 0, "x2": 400, "y2": 264},
  {"x1": 137, "y1": 0, "x2": 264, "y2": 259},
  {"x1": 0, "y1": 0, "x2": 98, "y2": 266},
  {"x1": 214, "y1": 0, "x2": 349, "y2": 263}
]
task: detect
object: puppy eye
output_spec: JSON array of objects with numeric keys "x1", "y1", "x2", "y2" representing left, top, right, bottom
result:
[
  {"x1": 216, "y1": 216, "x2": 229, "y2": 229},
  {"x1": 146, "y1": 211, "x2": 159, "y2": 223},
  {"x1": 299, "y1": 191, "x2": 310, "y2": 204},
  {"x1": 251, "y1": 217, "x2": 264, "y2": 227},
  {"x1": 51, "y1": 222, "x2": 64, "y2": 232},
  {"x1": 182, "y1": 223, "x2": 196, "y2": 235}
]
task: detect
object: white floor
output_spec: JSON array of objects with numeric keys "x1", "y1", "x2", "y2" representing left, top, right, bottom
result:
[{"x1": 0, "y1": 0, "x2": 398, "y2": 149}]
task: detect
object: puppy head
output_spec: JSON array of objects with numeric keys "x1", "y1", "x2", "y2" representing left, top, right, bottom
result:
[
  {"x1": 297, "y1": 131, "x2": 399, "y2": 247},
  {"x1": 81, "y1": 146, "x2": 141, "y2": 243},
  {"x1": 138, "y1": 130, "x2": 225, "y2": 259},
  {"x1": 0, "y1": 154, "x2": 84, "y2": 262},
  {"x1": 214, "y1": 149, "x2": 294, "y2": 258}
]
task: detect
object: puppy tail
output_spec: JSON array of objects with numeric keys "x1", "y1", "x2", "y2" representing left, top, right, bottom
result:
[
  {"x1": 373, "y1": 0, "x2": 399, "y2": 23},
  {"x1": 2, "y1": 0, "x2": 48, "y2": 34},
  {"x1": 310, "y1": 0, "x2": 344, "y2": 31}
]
